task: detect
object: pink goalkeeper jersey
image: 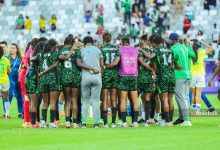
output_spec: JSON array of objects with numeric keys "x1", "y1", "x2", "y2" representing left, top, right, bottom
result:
[{"x1": 119, "y1": 46, "x2": 138, "y2": 76}]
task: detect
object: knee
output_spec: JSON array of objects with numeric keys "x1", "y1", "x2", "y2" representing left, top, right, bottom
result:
[{"x1": 120, "y1": 104, "x2": 126, "y2": 112}]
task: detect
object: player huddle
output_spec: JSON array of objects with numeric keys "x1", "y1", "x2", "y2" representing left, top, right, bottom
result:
[{"x1": 1, "y1": 32, "x2": 196, "y2": 128}]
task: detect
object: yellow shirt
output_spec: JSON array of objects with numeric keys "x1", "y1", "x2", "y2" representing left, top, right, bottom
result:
[
  {"x1": 25, "y1": 19, "x2": 32, "y2": 30},
  {"x1": 39, "y1": 19, "x2": 45, "y2": 28},
  {"x1": 50, "y1": 18, "x2": 57, "y2": 25},
  {"x1": 0, "y1": 56, "x2": 10, "y2": 84},
  {"x1": 190, "y1": 49, "x2": 206, "y2": 76}
]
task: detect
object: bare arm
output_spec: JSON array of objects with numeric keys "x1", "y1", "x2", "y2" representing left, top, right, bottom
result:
[
  {"x1": 200, "y1": 41, "x2": 213, "y2": 54},
  {"x1": 58, "y1": 46, "x2": 75, "y2": 60},
  {"x1": 76, "y1": 58, "x2": 99, "y2": 73},
  {"x1": 38, "y1": 60, "x2": 59, "y2": 77},
  {"x1": 138, "y1": 57, "x2": 154, "y2": 73},
  {"x1": 99, "y1": 57, "x2": 104, "y2": 74},
  {"x1": 105, "y1": 56, "x2": 120, "y2": 69},
  {"x1": 138, "y1": 48, "x2": 156, "y2": 59}
]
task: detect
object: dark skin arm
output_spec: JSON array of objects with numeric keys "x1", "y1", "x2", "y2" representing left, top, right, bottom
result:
[
  {"x1": 76, "y1": 58, "x2": 100, "y2": 74},
  {"x1": 30, "y1": 54, "x2": 39, "y2": 62},
  {"x1": 99, "y1": 57, "x2": 104, "y2": 74},
  {"x1": 58, "y1": 46, "x2": 75, "y2": 60},
  {"x1": 138, "y1": 47, "x2": 156, "y2": 59},
  {"x1": 173, "y1": 62, "x2": 183, "y2": 70},
  {"x1": 105, "y1": 56, "x2": 120, "y2": 69},
  {"x1": 138, "y1": 57, "x2": 156, "y2": 76},
  {"x1": 38, "y1": 60, "x2": 59, "y2": 77}
]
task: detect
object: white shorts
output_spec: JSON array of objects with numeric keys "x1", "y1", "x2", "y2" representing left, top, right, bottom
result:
[
  {"x1": 0, "y1": 84, "x2": 10, "y2": 92},
  {"x1": 190, "y1": 75, "x2": 206, "y2": 88}
]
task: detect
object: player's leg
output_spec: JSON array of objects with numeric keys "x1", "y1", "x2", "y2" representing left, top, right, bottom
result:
[
  {"x1": 58, "y1": 92, "x2": 64, "y2": 116},
  {"x1": 71, "y1": 87, "x2": 80, "y2": 128},
  {"x1": 63, "y1": 87, "x2": 71, "y2": 128},
  {"x1": 120, "y1": 90, "x2": 128, "y2": 127},
  {"x1": 168, "y1": 93, "x2": 174, "y2": 122},
  {"x1": 143, "y1": 93, "x2": 151, "y2": 126},
  {"x1": 130, "y1": 90, "x2": 139, "y2": 127},
  {"x1": 49, "y1": 90, "x2": 60, "y2": 128},
  {"x1": 110, "y1": 88, "x2": 117, "y2": 127},
  {"x1": 191, "y1": 87, "x2": 196, "y2": 114},
  {"x1": 1, "y1": 84, "x2": 10, "y2": 119},
  {"x1": 40, "y1": 92, "x2": 49, "y2": 128},
  {"x1": 101, "y1": 89, "x2": 109, "y2": 127},
  {"x1": 161, "y1": 92, "x2": 170, "y2": 125},
  {"x1": 195, "y1": 87, "x2": 202, "y2": 115},
  {"x1": 28, "y1": 93, "x2": 38, "y2": 127}
]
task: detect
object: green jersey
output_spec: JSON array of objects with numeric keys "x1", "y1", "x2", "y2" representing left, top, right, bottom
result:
[
  {"x1": 100, "y1": 44, "x2": 119, "y2": 88},
  {"x1": 138, "y1": 48, "x2": 153, "y2": 79},
  {"x1": 154, "y1": 46, "x2": 174, "y2": 79},
  {"x1": 38, "y1": 50, "x2": 51, "y2": 85},
  {"x1": 47, "y1": 50, "x2": 60, "y2": 85},
  {"x1": 171, "y1": 43, "x2": 191, "y2": 79}
]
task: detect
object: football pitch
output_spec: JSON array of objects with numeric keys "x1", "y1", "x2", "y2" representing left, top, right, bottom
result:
[{"x1": 0, "y1": 95, "x2": 220, "y2": 150}]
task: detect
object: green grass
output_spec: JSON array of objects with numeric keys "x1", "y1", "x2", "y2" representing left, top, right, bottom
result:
[{"x1": 0, "y1": 95, "x2": 220, "y2": 150}]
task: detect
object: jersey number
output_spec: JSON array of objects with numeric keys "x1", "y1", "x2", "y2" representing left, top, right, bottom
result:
[
  {"x1": 162, "y1": 54, "x2": 172, "y2": 66},
  {"x1": 105, "y1": 53, "x2": 116, "y2": 64},
  {"x1": 42, "y1": 59, "x2": 48, "y2": 70},
  {"x1": 64, "y1": 61, "x2": 72, "y2": 68}
]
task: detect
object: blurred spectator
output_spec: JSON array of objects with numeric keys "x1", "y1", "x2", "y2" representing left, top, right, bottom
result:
[
  {"x1": 132, "y1": 0, "x2": 139, "y2": 13},
  {"x1": 160, "y1": 1, "x2": 169, "y2": 13},
  {"x1": 184, "y1": 1, "x2": 194, "y2": 20},
  {"x1": 197, "y1": 30, "x2": 205, "y2": 41},
  {"x1": 115, "y1": 0, "x2": 121, "y2": 13},
  {"x1": 212, "y1": 23, "x2": 219, "y2": 43},
  {"x1": 147, "y1": 5, "x2": 159, "y2": 22},
  {"x1": 0, "y1": 0, "x2": 4, "y2": 6},
  {"x1": 157, "y1": 13, "x2": 164, "y2": 32},
  {"x1": 84, "y1": 0, "x2": 93, "y2": 20},
  {"x1": 85, "y1": 11, "x2": 92, "y2": 23},
  {"x1": 25, "y1": 16, "x2": 32, "y2": 31},
  {"x1": 138, "y1": 0, "x2": 146, "y2": 10},
  {"x1": 133, "y1": 11, "x2": 142, "y2": 26},
  {"x1": 129, "y1": 24, "x2": 139, "y2": 42},
  {"x1": 143, "y1": 13, "x2": 153, "y2": 26},
  {"x1": 162, "y1": 12, "x2": 170, "y2": 31},
  {"x1": 122, "y1": 0, "x2": 131, "y2": 25},
  {"x1": 16, "y1": 14, "x2": 25, "y2": 30},
  {"x1": 99, "y1": 4, "x2": 104, "y2": 14},
  {"x1": 96, "y1": 13, "x2": 104, "y2": 27},
  {"x1": 172, "y1": 0, "x2": 184, "y2": 15},
  {"x1": 183, "y1": 15, "x2": 191, "y2": 34},
  {"x1": 208, "y1": 0, "x2": 216, "y2": 10},
  {"x1": 96, "y1": 25, "x2": 105, "y2": 36},
  {"x1": 50, "y1": 14, "x2": 57, "y2": 31},
  {"x1": 152, "y1": 23, "x2": 162, "y2": 34},
  {"x1": 120, "y1": 28, "x2": 128, "y2": 39},
  {"x1": 204, "y1": 0, "x2": 209, "y2": 10},
  {"x1": 154, "y1": 0, "x2": 165, "y2": 7},
  {"x1": 39, "y1": 15, "x2": 46, "y2": 33},
  {"x1": 12, "y1": 0, "x2": 28, "y2": 6},
  {"x1": 187, "y1": 25, "x2": 197, "y2": 40}
]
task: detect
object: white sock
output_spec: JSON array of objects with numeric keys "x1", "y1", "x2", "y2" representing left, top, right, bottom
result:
[
  {"x1": 142, "y1": 112, "x2": 145, "y2": 120},
  {"x1": 196, "y1": 104, "x2": 201, "y2": 111},
  {"x1": 154, "y1": 113, "x2": 160, "y2": 120},
  {"x1": 4, "y1": 100, "x2": 10, "y2": 116},
  {"x1": 58, "y1": 102, "x2": 63, "y2": 114}
]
